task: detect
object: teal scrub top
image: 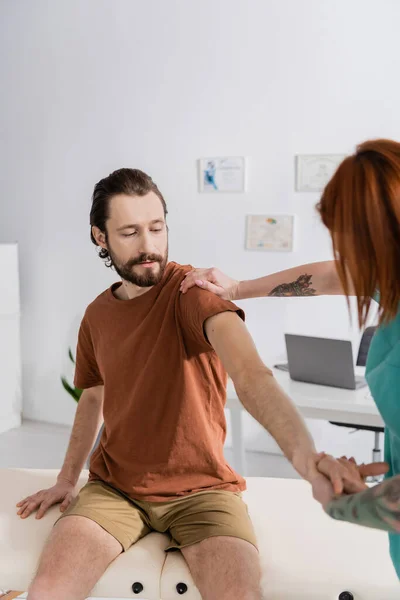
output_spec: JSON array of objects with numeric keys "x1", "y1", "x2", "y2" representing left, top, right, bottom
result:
[{"x1": 365, "y1": 300, "x2": 400, "y2": 578}]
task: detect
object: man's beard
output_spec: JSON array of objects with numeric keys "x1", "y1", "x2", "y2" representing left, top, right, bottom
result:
[{"x1": 108, "y1": 246, "x2": 168, "y2": 287}]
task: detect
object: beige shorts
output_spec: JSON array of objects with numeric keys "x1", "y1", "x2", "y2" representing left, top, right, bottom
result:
[{"x1": 57, "y1": 480, "x2": 258, "y2": 552}]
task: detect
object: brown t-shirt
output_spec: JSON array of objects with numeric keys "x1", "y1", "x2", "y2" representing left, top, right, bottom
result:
[{"x1": 74, "y1": 261, "x2": 246, "y2": 501}]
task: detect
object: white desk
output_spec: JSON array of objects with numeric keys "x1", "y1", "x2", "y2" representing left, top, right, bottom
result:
[{"x1": 226, "y1": 369, "x2": 384, "y2": 475}]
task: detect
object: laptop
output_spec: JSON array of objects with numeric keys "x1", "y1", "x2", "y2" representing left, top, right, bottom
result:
[{"x1": 275, "y1": 334, "x2": 367, "y2": 390}]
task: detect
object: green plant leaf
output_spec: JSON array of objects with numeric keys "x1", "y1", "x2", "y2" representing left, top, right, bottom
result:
[
  {"x1": 61, "y1": 376, "x2": 82, "y2": 402},
  {"x1": 68, "y1": 348, "x2": 76, "y2": 364}
]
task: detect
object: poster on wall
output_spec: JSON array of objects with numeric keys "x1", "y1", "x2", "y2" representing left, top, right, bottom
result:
[
  {"x1": 295, "y1": 154, "x2": 346, "y2": 192},
  {"x1": 198, "y1": 156, "x2": 246, "y2": 193},
  {"x1": 245, "y1": 215, "x2": 295, "y2": 252}
]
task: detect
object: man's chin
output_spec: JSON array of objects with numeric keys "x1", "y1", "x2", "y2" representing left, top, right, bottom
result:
[{"x1": 129, "y1": 263, "x2": 164, "y2": 287}]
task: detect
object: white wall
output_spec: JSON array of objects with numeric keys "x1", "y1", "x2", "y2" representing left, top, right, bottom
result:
[{"x1": 1, "y1": 0, "x2": 399, "y2": 462}]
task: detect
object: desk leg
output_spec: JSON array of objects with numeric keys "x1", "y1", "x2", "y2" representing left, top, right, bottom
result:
[
  {"x1": 371, "y1": 431, "x2": 384, "y2": 483},
  {"x1": 230, "y1": 407, "x2": 246, "y2": 476}
]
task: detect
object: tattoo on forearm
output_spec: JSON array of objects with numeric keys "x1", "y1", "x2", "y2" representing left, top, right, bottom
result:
[
  {"x1": 325, "y1": 476, "x2": 400, "y2": 533},
  {"x1": 268, "y1": 274, "x2": 317, "y2": 297}
]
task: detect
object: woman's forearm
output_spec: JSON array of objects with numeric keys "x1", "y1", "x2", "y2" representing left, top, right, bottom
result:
[
  {"x1": 325, "y1": 475, "x2": 400, "y2": 533},
  {"x1": 236, "y1": 260, "x2": 343, "y2": 300}
]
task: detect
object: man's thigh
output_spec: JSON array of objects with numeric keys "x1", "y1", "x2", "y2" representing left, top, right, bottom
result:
[
  {"x1": 57, "y1": 480, "x2": 152, "y2": 551},
  {"x1": 160, "y1": 491, "x2": 260, "y2": 600},
  {"x1": 29, "y1": 515, "x2": 122, "y2": 600},
  {"x1": 162, "y1": 490, "x2": 258, "y2": 551},
  {"x1": 181, "y1": 536, "x2": 261, "y2": 600}
]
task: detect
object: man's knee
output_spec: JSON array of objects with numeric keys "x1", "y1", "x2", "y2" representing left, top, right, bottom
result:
[
  {"x1": 27, "y1": 575, "x2": 59, "y2": 600},
  {"x1": 212, "y1": 589, "x2": 261, "y2": 600},
  {"x1": 219, "y1": 581, "x2": 261, "y2": 600}
]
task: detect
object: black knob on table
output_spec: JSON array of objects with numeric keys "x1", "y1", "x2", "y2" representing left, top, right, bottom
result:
[
  {"x1": 132, "y1": 581, "x2": 144, "y2": 594},
  {"x1": 176, "y1": 582, "x2": 188, "y2": 594},
  {"x1": 338, "y1": 592, "x2": 354, "y2": 600}
]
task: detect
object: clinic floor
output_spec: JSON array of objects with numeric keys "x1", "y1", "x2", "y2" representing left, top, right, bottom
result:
[{"x1": 0, "y1": 420, "x2": 299, "y2": 478}]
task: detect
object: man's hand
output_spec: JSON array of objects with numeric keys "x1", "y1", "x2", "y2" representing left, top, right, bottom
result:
[
  {"x1": 16, "y1": 477, "x2": 77, "y2": 520},
  {"x1": 311, "y1": 472, "x2": 337, "y2": 508},
  {"x1": 317, "y1": 454, "x2": 389, "y2": 494},
  {"x1": 180, "y1": 267, "x2": 239, "y2": 301},
  {"x1": 310, "y1": 454, "x2": 389, "y2": 508}
]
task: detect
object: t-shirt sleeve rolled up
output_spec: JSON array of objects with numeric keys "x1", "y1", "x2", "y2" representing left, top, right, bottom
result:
[
  {"x1": 178, "y1": 286, "x2": 245, "y2": 353},
  {"x1": 74, "y1": 314, "x2": 103, "y2": 389}
]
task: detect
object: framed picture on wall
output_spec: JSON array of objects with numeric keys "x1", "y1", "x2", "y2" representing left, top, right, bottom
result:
[
  {"x1": 245, "y1": 214, "x2": 295, "y2": 252},
  {"x1": 198, "y1": 156, "x2": 246, "y2": 193},
  {"x1": 295, "y1": 154, "x2": 346, "y2": 192}
]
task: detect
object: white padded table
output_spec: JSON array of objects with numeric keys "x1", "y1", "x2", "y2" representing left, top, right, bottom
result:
[{"x1": 0, "y1": 469, "x2": 398, "y2": 599}]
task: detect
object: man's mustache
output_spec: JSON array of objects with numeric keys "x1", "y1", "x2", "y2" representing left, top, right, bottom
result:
[{"x1": 127, "y1": 254, "x2": 163, "y2": 267}]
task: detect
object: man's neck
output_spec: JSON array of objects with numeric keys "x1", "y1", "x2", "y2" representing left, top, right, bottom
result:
[{"x1": 114, "y1": 280, "x2": 154, "y2": 301}]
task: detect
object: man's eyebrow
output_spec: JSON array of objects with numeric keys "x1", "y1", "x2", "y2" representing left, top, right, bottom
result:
[{"x1": 116, "y1": 219, "x2": 165, "y2": 231}]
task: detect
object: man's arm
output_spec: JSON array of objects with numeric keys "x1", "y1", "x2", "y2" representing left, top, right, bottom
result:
[
  {"x1": 325, "y1": 475, "x2": 400, "y2": 533},
  {"x1": 205, "y1": 311, "x2": 323, "y2": 482},
  {"x1": 205, "y1": 312, "x2": 371, "y2": 496},
  {"x1": 58, "y1": 385, "x2": 104, "y2": 485},
  {"x1": 179, "y1": 285, "x2": 370, "y2": 497},
  {"x1": 16, "y1": 386, "x2": 104, "y2": 519},
  {"x1": 181, "y1": 260, "x2": 352, "y2": 300}
]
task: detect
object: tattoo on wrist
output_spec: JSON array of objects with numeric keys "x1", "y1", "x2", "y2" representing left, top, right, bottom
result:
[
  {"x1": 268, "y1": 274, "x2": 317, "y2": 297},
  {"x1": 326, "y1": 476, "x2": 400, "y2": 533}
]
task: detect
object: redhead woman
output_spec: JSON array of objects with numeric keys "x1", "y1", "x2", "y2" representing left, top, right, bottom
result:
[{"x1": 181, "y1": 139, "x2": 400, "y2": 577}]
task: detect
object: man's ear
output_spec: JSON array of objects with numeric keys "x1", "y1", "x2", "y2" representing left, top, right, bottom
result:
[{"x1": 92, "y1": 226, "x2": 107, "y2": 249}]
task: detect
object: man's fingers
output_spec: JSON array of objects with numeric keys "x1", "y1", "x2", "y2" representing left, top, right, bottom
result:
[
  {"x1": 336, "y1": 462, "x2": 368, "y2": 492},
  {"x1": 316, "y1": 456, "x2": 344, "y2": 494},
  {"x1": 329, "y1": 470, "x2": 344, "y2": 495},
  {"x1": 18, "y1": 499, "x2": 37, "y2": 516},
  {"x1": 17, "y1": 501, "x2": 29, "y2": 515},
  {"x1": 20, "y1": 501, "x2": 38, "y2": 519},
  {"x1": 359, "y1": 462, "x2": 389, "y2": 478},
  {"x1": 36, "y1": 500, "x2": 52, "y2": 520},
  {"x1": 17, "y1": 490, "x2": 45, "y2": 507},
  {"x1": 60, "y1": 495, "x2": 72, "y2": 512},
  {"x1": 16, "y1": 499, "x2": 29, "y2": 509},
  {"x1": 16, "y1": 495, "x2": 33, "y2": 507}
]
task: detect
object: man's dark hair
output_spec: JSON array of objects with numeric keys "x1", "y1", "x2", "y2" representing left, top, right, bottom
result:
[{"x1": 90, "y1": 168, "x2": 168, "y2": 266}]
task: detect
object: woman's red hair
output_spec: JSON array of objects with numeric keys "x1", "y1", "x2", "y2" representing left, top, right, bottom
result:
[{"x1": 317, "y1": 139, "x2": 400, "y2": 326}]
